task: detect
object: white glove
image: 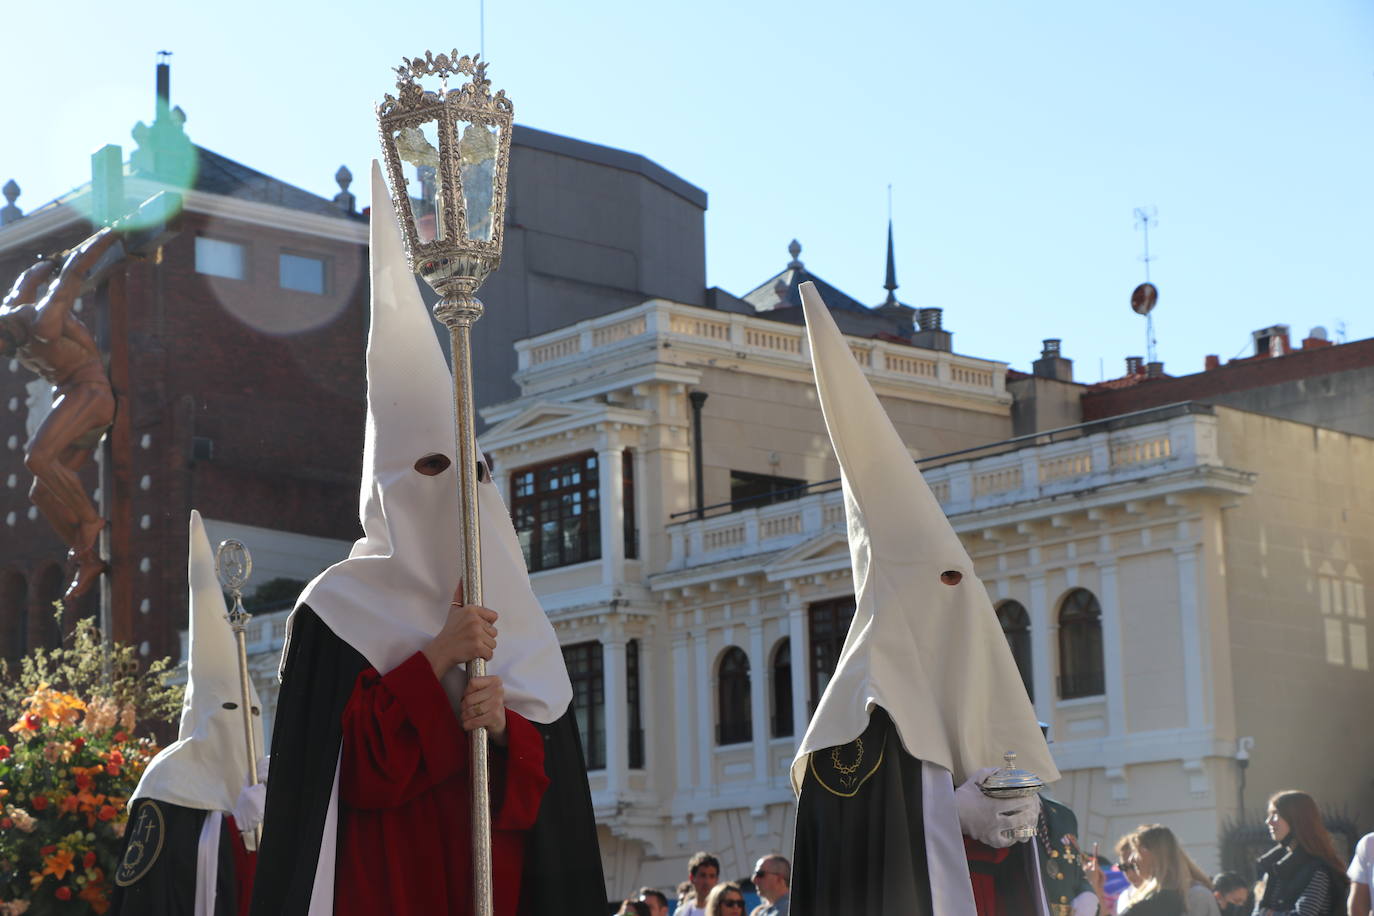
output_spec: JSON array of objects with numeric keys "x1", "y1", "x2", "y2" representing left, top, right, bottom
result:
[
  {"x1": 233, "y1": 780, "x2": 268, "y2": 834},
  {"x1": 1071, "y1": 890, "x2": 1099, "y2": 916},
  {"x1": 955, "y1": 767, "x2": 1041, "y2": 849}
]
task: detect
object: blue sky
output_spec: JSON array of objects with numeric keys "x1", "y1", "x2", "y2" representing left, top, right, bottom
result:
[{"x1": 5, "y1": 0, "x2": 1372, "y2": 380}]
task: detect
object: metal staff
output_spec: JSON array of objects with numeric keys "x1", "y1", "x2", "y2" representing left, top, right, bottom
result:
[
  {"x1": 377, "y1": 50, "x2": 515, "y2": 916},
  {"x1": 215, "y1": 538, "x2": 262, "y2": 848}
]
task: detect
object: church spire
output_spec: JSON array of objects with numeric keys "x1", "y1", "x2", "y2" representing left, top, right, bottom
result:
[{"x1": 883, "y1": 218, "x2": 898, "y2": 306}]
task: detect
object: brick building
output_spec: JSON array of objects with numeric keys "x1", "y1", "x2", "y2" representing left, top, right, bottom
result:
[{"x1": 0, "y1": 61, "x2": 709, "y2": 676}]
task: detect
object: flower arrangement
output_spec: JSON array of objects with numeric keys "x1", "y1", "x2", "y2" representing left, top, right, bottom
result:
[{"x1": 0, "y1": 613, "x2": 181, "y2": 914}]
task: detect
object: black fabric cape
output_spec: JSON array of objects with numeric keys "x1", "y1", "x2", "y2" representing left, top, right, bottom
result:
[
  {"x1": 791, "y1": 706, "x2": 933, "y2": 915},
  {"x1": 791, "y1": 706, "x2": 1041, "y2": 916},
  {"x1": 248, "y1": 605, "x2": 606, "y2": 916},
  {"x1": 110, "y1": 798, "x2": 237, "y2": 916}
]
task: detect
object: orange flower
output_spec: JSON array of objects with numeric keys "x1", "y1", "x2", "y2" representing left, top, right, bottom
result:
[
  {"x1": 18, "y1": 683, "x2": 85, "y2": 730},
  {"x1": 58, "y1": 795, "x2": 79, "y2": 814},
  {"x1": 79, "y1": 881, "x2": 110, "y2": 914},
  {"x1": 74, "y1": 773, "x2": 91, "y2": 790},
  {"x1": 54, "y1": 887, "x2": 72, "y2": 901},
  {"x1": 96, "y1": 805, "x2": 117, "y2": 822},
  {"x1": 41, "y1": 848, "x2": 75, "y2": 880},
  {"x1": 29, "y1": 795, "x2": 47, "y2": 811}
]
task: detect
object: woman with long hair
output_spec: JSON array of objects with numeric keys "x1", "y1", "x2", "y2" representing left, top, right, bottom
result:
[
  {"x1": 703, "y1": 882, "x2": 748, "y2": 916},
  {"x1": 1255, "y1": 790, "x2": 1349, "y2": 916},
  {"x1": 1100, "y1": 824, "x2": 1217, "y2": 915}
]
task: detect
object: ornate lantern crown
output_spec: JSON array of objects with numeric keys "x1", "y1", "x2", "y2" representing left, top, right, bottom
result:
[{"x1": 376, "y1": 51, "x2": 514, "y2": 306}]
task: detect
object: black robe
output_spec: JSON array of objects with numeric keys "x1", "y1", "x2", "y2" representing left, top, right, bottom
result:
[
  {"x1": 248, "y1": 605, "x2": 606, "y2": 916},
  {"x1": 791, "y1": 706, "x2": 934, "y2": 915},
  {"x1": 791, "y1": 706, "x2": 1041, "y2": 916},
  {"x1": 110, "y1": 798, "x2": 238, "y2": 916}
]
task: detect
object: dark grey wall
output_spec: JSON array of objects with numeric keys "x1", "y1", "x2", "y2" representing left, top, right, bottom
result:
[
  {"x1": 1204, "y1": 367, "x2": 1374, "y2": 438},
  {"x1": 454, "y1": 125, "x2": 707, "y2": 419}
]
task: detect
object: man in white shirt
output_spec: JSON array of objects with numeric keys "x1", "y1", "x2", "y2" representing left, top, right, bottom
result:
[
  {"x1": 1350, "y1": 832, "x2": 1373, "y2": 916},
  {"x1": 673, "y1": 852, "x2": 720, "y2": 916}
]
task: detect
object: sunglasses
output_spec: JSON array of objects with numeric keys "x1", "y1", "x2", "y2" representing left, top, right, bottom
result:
[
  {"x1": 722, "y1": 900, "x2": 745, "y2": 910},
  {"x1": 1119, "y1": 863, "x2": 1137, "y2": 873}
]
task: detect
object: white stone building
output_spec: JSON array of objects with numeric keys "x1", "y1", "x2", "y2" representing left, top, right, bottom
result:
[{"x1": 226, "y1": 287, "x2": 1373, "y2": 900}]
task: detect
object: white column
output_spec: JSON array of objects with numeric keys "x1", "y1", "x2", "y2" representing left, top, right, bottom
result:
[
  {"x1": 695, "y1": 630, "x2": 714, "y2": 795},
  {"x1": 748, "y1": 614, "x2": 768, "y2": 782},
  {"x1": 598, "y1": 444, "x2": 624, "y2": 586},
  {"x1": 788, "y1": 600, "x2": 808, "y2": 744},
  {"x1": 1098, "y1": 561, "x2": 1128, "y2": 737},
  {"x1": 672, "y1": 631, "x2": 691, "y2": 793},
  {"x1": 1027, "y1": 574, "x2": 1054, "y2": 727},
  {"x1": 1175, "y1": 547, "x2": 1206, "y2": 729},
  {"x1": 603, "y1": 634, "x2": 627, "y2": 795}
]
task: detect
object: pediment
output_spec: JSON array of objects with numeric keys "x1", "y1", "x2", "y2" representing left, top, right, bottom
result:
[
  {"x1": 479, "y1": 400, "x2": 609, "y2": 448},
  {"x1": 764, "y1": 528, "x2": 853, "y2": 581}
]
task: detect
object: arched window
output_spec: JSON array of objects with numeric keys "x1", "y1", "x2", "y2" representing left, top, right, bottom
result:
[
  {"x1": 717, "y1": 647, "x2": 752, "y2": 745},
  {"x1": 1058, "y1": 589, "x2": 1104, "y2": 699},
  {"x1": 996, "y1": 601, "x2": 1033, "y2": 702},
  {"x1": 0, "y1": 571, "x2": 27, "y2": 659},
  {"x1": 771, "y1": 639, "x2": 793, "y2": 738}
]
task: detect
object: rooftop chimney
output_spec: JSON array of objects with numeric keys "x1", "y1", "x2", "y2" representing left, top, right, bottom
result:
[
  {"x1": 1032, "y1": 338, "x2": 1074, "y2": 382},
  {"x1": 911, "y1": 307, "x2": 952, "y2": 351},
  {"x1": 1251, "y1": 325, "x2": 1290, "y2": 358},
  {"x1": 1204, "y1": 354, "x2": 1221, "y2": 371},
  {"x1": 1146, "y1": 361, "x2": 1165, "y2": 378},
  {"x1": 1126, "y1": 356, "x2": 1144, "y2": 375},
  {"x1": 1302, "y1": 326, "x2": 1333, "y2": 350}
]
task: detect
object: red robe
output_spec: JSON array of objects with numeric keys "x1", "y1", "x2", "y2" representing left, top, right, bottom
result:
[{"x1": 335, "y1": 651, "x2": 549, "y2": 916}]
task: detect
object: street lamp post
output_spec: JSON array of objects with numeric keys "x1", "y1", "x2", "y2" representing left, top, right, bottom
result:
[{"x1": 376, "y1": 51, "x2": 514, "y2": 916}]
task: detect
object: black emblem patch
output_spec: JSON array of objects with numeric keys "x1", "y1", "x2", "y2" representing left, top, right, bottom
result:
[{"x1": 115, "y1": 799, "x2": 166, "y2": 887}]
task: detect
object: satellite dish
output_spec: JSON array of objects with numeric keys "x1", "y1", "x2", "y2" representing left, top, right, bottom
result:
[
  {"x1": 1310, "y1": 326, "x2": 1328, "y2": 341},
  {"x1": 1131, "y1": 282, "x2": 1159, "y2": 316}
]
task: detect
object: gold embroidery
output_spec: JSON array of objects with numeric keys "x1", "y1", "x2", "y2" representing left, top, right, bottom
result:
[
  {"x1": 831, "y1": 738, "x2": 864, "y2": 777},
  {"x1": 115, "y1": 800, "x2": 166, "y2": 887},
  {"x1": 808, "y1": 731, "x2": 887, "y2": 798}
]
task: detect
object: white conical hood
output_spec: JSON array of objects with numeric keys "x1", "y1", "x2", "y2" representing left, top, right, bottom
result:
[
  {"x1": 291, "y1": 162, "x2": 570, "y2": 724},
  {"x1": 791, "y1": 281, "x2": 1057, "y2": 791},
  {"x1": 133, "y1": 511, "x2": 264, "y2": 811}
]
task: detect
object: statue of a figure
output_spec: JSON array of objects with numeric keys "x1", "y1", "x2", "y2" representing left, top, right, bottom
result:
[{"x1": 0, "y1": 228, "x2": 120, "y2": 601}]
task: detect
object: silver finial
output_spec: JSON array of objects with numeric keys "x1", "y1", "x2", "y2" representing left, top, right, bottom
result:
[{"x1": 787, "y1": 239, "x2": 803, "y2": 269}]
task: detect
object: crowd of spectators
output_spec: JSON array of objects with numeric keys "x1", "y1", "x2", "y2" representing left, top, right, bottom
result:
[{"x1": 613, "y1": 787, "x2": 1372, "y2": 916}]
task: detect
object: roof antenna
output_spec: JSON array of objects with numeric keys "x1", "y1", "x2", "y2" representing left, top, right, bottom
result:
[
  {"x1": 480, "y1": 0, "x2": 486, "y2": 59},
  {"x1": 1131, "y1": 206, "x2": 1160, "y2": 365}
]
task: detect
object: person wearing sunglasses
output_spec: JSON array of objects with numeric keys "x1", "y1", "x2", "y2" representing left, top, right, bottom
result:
[
  {"x1": 704, "y1": 883, "x2": 748, "y2": 916},
  {"x1": 749, "y1": 856, "x2": 790, "y2": 916}
]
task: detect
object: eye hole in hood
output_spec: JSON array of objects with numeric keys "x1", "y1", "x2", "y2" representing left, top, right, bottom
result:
[
  {"x1": 940, "y1": 570, "x2": 964, "y2": 586},
  {"x1": 413, "y1": 453, "x2": 452, "y2": 477}
]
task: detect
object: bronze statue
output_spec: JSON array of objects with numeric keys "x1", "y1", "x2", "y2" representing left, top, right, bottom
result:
[{"x1": 0, "y1": 228, "x2": 120, "y2": 600}]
